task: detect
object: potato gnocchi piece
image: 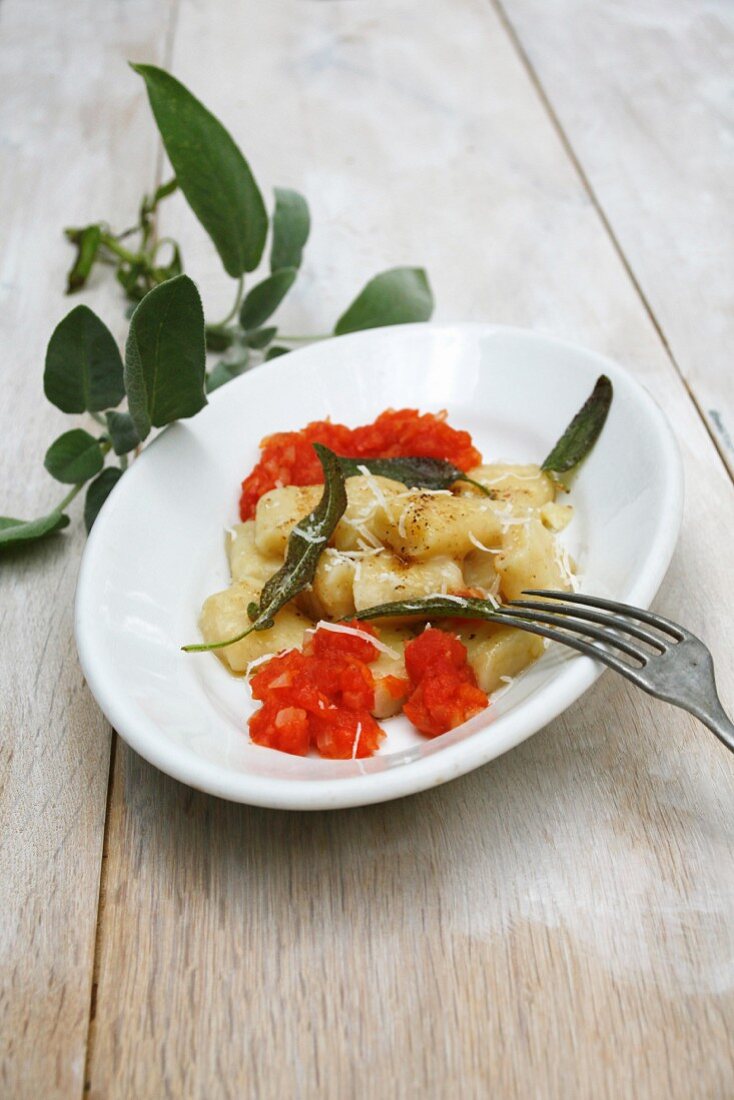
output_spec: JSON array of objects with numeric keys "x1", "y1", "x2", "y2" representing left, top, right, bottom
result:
[
  {"x1": 376, "y1": 492, "x2": 502, "y2": 561},
  {"x1": 461, "y1": 547, "x2": 501, "y2": 594},
  {"x1": 200, "y1": 578, "x2": 312, "y2": 673},
  {"x1": 331, "y1": 475, "x2": 405, "y2": 552},
  {"x1": 370, "y1": 626, "x2": 413, "y2": 718},
  {"x1": 228, "y1": 521, "x2": 283, "y2": 584},
  {"x1": 461, "y1": 463, "x2": 556, "y2": 514},
  {"x1": 254, "y1": 485, "x2": 321, "y2": 557},
  {"x1": 352, "y1": 550, "x2": 464, "y2": 611},
  {"x1": 540, "y1": 501, "x2": 574, "y2": 532},
  {"x1": 460, "y1": 623, "x2": 545, "y2": 694},
  {"x1": 298, "y1": 550, "x2": 357, "y2": 621},
  {"x1": 254, "y1": 475, "x2": 404, "y2": 558},
  {"x1": 494, "y1": 516, "x2": 571, "y2": 601}
]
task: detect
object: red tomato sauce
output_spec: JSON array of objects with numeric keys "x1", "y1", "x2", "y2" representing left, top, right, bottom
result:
[
  {"x1": 402, "y1": 628, "x2": 489, "y2": 738},
  {"x1": 248, "y1": 622, "x2": 489, "y2": 757},
  {"x1": 248, "y1": 622, "x2": 405, "y2": 759},
  {"x1": 239, "y1": 408, "x2": 482, "y2": 520}
]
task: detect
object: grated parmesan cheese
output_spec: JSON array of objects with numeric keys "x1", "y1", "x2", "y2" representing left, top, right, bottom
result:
[
  {"x1": 244, "y1": 647, "x2": 298, "y2": 681},
  {"x1": 351, "y1": 720, "x2": 363, "y2": 760},
  {"x1": 468, "y1": 531, "x2": 501, "y2": 554},
  {"x1": 356, "y1": 466, "x2": 394, "y2": 522}
]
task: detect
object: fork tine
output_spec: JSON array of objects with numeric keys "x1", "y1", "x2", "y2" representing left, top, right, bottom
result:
[
  {"x1": 491, "y1": 613, "x2": 647, "y2": 682},
  {"x1": 508, "y1": 598, "x2": 667, "y2": 651},
  {"x1": 522, "y1": 590, "x2": 686, "y2": 641},
  {"x1": 498, "y1": 607, "x2": 648, "y2": 664}
]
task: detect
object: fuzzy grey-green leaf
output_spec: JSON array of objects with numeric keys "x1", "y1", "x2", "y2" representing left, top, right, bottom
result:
[
  {"x1": 131, "y1": 64, "x2": 268, "y2": 276},
  {"x1": 84, "y1": 468, "x2": 123, "y2": 532},
  {"x1": 0, "y1": 512, "x2": 70, "y2": 549},
  {"x1": 270, "y1": 188, "x2": 310, "y2": 272},
  {"x1": 334, "y1": 267, "x2": 434, "y2": 335},
  {"x1": 105, "y1": 411, "x2": 140, "y2": 455},
  {"x1": 44, "y1": 429, "x2": 104, "y2": 484},
  {"x1": 124, "y1": 274, "x2": 207, "y2": 440},
  {"x1": 44, "y1": 305, "x2": 125, "y2": 414},
  {"x1": 240, "y1": 269, "x2": 297, "y2": 330}
]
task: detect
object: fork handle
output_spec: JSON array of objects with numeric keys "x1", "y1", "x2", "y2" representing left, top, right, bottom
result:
[{"x1": 687, "y1": 695, "x2": 734, "y2": 754}]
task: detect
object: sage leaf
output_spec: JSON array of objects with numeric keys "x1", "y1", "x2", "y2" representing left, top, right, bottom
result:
[
  {"x1": 124, "y1": 274, "x2": 207, "y2": 440},
  {"x1": 205, "y1": 325, "x2": 236, "y2": 352},
  {"x1": 0, "y1": 512, "x2": 70, "y2": 549},
  {"x1": 183, "y1": 444, "x2": 347, "y2": 652},
  {"x1": 239, "y1": 268, "x2": 297, "y2": 330},
  {"x1": 206, "y1": 350, "x2": 250, "y2": 393},
  {"x1": 131, "y1": 64, "x2": 268, "y2": 276},
  {"x1": 542, "y1": 375, "x2": 613, "y2": 476},
  {"x1": 44, "y1": 305, "x2": 125, "y2": 414},
  {"x1": 265, "y1": 345, "x2": 289, "y2": 361},
  {"x1": 105, "y1": 411, "x2": 140, "y2": 456},
  {"x1": 44, "y1": 429, "x2": 104, "y2": 484},
  {"x1": 356, "y1": 594, "x2": 504, "y2": 625},
  {"x1": 84, "y1": 468, "x2": 123, "y2": 532},
  {"x1": 151, "y1": 239, "x2": 183, "y2": 283},
  {"x1": 65, "y1": 224, "x2": 102, "y2": 293},
  {"x1": 270, "y1": 188, "x2": 310, "y2": 272},
  {"x1": 334, "y1": 267, "x2": 434, "y2": 335},
  {"x1": 338, "y1": 455, "x2": 489, "y2": 495},
  {"x1": 244, "y1": 326, "x2": 277, "y2": 350}
]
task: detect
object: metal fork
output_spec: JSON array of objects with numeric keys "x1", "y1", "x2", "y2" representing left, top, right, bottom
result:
[{"x1": 490, "y1": 589, "x2": 734, "y2": 754}]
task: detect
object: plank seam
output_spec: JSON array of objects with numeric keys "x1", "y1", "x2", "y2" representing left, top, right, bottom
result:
[
  {"x1": 491, "y1": 0, "x2": 734, "y2": 487},
  {"x1": 82, "y1": 731, "x2": 117, "y2": 1095}
]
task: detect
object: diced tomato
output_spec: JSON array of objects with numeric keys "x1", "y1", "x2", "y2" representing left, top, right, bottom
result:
[
  {"x1": 312, "y1": 709, "x2": 384, "y2": 759},
  {"x1": 402, "y1": 627, "x2": 489, "y2": 738},
  {"x1": 305, "y1": 621, "x2": 380, "y2": 663},
  {"x1": 238, "y1": 409, "x2": 482, "y2": 519},
  {"x1": 247, "y1": 622, "x2": 388, "y2": 758},
  {"x1": 249, "y1": 702, "x2": 311, "y2": 756}
]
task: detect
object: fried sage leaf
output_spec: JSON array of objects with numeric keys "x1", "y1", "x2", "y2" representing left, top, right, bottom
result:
[
  {"x1": 355, "y1": 594, "x2": 505, "y2": 625},
  {"x1": 542, "y1": 375, "x2": 613, "y2": 476},
  {"x1": 338, "y1": 455, "x2": 490, "y2": 495},
  {"x1": 183, "y1": 444, "x2": 347, "y2": 652}
]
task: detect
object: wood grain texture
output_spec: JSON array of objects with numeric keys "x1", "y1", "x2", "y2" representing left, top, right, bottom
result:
[
  {"x1": 0, "y1": 2, "x2": 176, "y2": 1096},
  {"x1": 85, "y1": 1, "x2": 734, "y2": 1098},
  {"x1": 498, "y1": 0, "x2": 734, "y2": 476}
]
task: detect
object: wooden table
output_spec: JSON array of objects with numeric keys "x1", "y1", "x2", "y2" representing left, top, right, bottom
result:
[{"x1": 2, "y1": 2, "x2": 733, "y2": 1096}]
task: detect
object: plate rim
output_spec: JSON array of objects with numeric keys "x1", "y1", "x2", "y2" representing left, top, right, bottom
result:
[{"x1": 75, "y1": 322, "x2": 684, "y2": 809}]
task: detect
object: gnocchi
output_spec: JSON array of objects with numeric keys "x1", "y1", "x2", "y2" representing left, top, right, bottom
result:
[{"x1": 201, "y1": 459, "x2": 575, "y2": 716}]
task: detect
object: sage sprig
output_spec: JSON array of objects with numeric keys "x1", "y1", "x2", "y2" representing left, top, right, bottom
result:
[
  {"x1": 4, "y1": 62, "x2": 434, "y2": 554},
  {"x1": 338, "y1": 456, "x2": 490, "y2": 495},
  {"x1": 62, "y1": 62, "x2": 434, "y2": 380},
  {"x1": 1, "y1": 273, "x2": 207, "y2": 551},
  {"x1": 183, "y1": 445, "x2": 347, "y2": 652}
]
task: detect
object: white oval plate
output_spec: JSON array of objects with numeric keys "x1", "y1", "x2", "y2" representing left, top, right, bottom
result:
[{"x1": 75, "y1": 324, "x2": 683, "y2": 809}]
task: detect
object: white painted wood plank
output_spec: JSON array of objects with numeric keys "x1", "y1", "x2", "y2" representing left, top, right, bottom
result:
[
  {"x1": 499, "y1": 0, "x2": 734, "y2": 474},
  {"x1": 0, "y1": 2, "x2": 175, "y2": 1096}
]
